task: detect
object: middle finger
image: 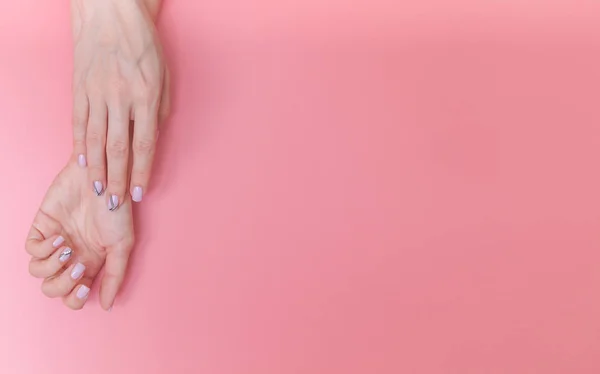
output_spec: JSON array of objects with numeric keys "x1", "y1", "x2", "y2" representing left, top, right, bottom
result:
[{"x1": 105, "y1": 104, "x2": 130, "y2": 211}]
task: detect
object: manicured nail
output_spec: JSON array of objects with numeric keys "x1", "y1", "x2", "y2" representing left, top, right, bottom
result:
[
  {"x1": 71, "y1": 263, "x2": 85, "y2": 279},
  {"x1": 76, "y1": 285, "x2": 90, "y2": 299},
  {"x1": 93, "y1": 181, "x2": 104, "y2": 196},
  {"x1": 52, "y1": 236, "x2": 64, "y2": 248},
  {"x1": 78, "y1": 154, "x2": 87, "y2": 167},
  {"x1": 59, "y1": 247, "x2": 72, "y2": 263},
  {"x1": 132, "y1": 186, "x2": 143, "y2": 202},
  {"x1": 108, "y1": 195, "x2": 119, "y2": 211}
]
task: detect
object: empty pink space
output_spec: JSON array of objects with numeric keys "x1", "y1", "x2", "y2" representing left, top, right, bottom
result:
[{"x1": 1, "y1": 1, "x2": 600, "y2": 373}]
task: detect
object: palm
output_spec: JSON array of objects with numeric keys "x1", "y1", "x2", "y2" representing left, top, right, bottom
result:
[{"x1": 29, "y1": 159, "x2": 134, "y2": 309}]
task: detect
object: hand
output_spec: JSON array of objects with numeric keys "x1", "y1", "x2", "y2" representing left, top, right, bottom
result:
[
  {"x1": 25, "y1": 158, "x2": 134, "y2": 310},
  {"x1": 71, "y1": 0, "x2": 170, "y2": 208}
]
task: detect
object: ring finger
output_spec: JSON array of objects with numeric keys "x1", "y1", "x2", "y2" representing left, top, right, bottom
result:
[
  {"x1": 41, "y1": 262, "x2": 86, "y2": 298},
  {"x1": 29, "y1": 245, "x2": 74, "y2": 278}
]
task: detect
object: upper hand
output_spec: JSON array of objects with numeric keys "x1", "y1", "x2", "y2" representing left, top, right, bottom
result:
[{"x1": 71, "y1": 0, "x2": 170, "y2": 208}]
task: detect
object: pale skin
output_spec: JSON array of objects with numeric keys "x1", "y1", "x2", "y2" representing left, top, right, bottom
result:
[
  {"x1": 71, "y1": 0, "x2": 169, "y2": 208},
  {"x1": 26, "y1": 157, "x2": 134, "y2": 311},
  {"x1": 25, "y1": 0, "x2": 168, "y2": 310}
]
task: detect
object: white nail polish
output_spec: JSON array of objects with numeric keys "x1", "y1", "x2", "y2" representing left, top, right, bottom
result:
[
  {"x1": 108, "y1": 195, "x2": 119, "y2": 211},
  {"x1": 76, "y1": 285, "x2": 90, "y2": 299},
  {"x1": 93, "y1": 181, "x2": 104, "y2": 196},
  {"x1": 71, "y1": 263, "x2": 85, "y2": 279},
  {"x1": 52, "y1": 236, "x2": 64, "y2": 248},
  {"x1": 78, "y1": 154, "x2": 87, "y2": 167},
  {"x1": 132, "y1": 186, "x2": 143, "y2": 202}
]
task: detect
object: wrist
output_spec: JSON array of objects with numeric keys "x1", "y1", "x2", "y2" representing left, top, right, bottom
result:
[{"x1": 71, "y1": 0, "x2": 161, "y2": 22}]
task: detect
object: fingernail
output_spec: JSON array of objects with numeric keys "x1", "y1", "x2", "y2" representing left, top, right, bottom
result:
[
  {"x1": 71, "y1": 263, "x2": 85, "y2": 279},
  {"x1": 108, "y1": 306, "x2": 113, "y2": 312},
  {"x1": 93, "y1": 181, "x2": 104, "y2": 196},
  {"x1": 132, "y1": 186, "x2": 143, "y2": 202},
  {"x1": 108, "y1": 195, "x2": 119, "y2": 211},
  {"x1": 59, "y1": 247, "x2": 72, "y2": 263},
  {"x1": 52, "y1": 236, "x2": 64, "y2": 248},
  {"x1": 76, "y1": 285, "x2": 90, "y2": 299},
  {"x1": 78, "y1": 154, "x2": 87, "y2": 167}
]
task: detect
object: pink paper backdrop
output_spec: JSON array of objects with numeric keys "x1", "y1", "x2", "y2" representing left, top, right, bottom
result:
[{"x1": 2, "y1": 1, "x2": 600, "y2": 373}]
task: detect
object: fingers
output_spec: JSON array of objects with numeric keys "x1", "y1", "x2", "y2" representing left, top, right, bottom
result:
[
  {"x1": 99, "y1": 243, "x2": 132, "y2": 310},
  {"x1": 87, "y1": 100, "x2": 108, "y2": 197},
  {"x1": 62, "y1": 279, "x2": 93, "y2": 311},
  {"x1": 130, "y1": 107, "x2": 159, "y2": 203},
  {"x1": 25, "y1": 231, "x2": 65, "y2": 259},
  {"x1": 29, "y1": 245, "x2": 73, "y2": 278},
  {"x1": 72, "y1": 91, "x2": 89, "y2": 167},
  {"x1": 26, "y1": 210, "x2": 64, "y2": 258},
  {"x1": 41, "y1": 262, "x2": 86, "y2": 299},
  {"x1": 105, "y1": 104, "x2": 130, "y2": 211}
]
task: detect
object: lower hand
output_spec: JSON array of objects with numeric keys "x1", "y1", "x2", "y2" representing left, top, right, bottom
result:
[{"x1": 26, "y1": 157, "x2": 134, "y2": 310}]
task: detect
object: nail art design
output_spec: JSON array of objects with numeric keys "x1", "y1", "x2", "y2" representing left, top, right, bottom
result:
[
  {"x1": 78, "y1": 154, "x2": 87, "y2": 167},
  {"x1": 93, "y1": 181, "x2": 104, "y2": 196},
  {"x1": 76, "y1": 285, "x2": 90, "y2": 299},
  {"x1": 52, "y1": 236, "x2": 65, "y2": 248},
  {"x1": 71, "y1": 263, "x2": 85, "y2": 280},
  {"x1": 108, "y1": 195, "x2": 119, "y2": 211},
  {"x1": 132, "y1": 186, "x2": 143, "y2": 203},
  {"x1": 59, "y1": 247, "x2": 72, "y2": 263}
]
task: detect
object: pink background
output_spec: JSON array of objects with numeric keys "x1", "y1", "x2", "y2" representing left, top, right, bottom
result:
[{"x1": 2, "y1": 1, "x2": 600, "y2": 373}]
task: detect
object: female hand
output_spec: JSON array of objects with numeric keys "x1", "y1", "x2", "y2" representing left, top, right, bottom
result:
[
  {"x1": 26, "y1": 158, "x2": 134, "y2": 311},
  {"x1": 71, "y1": 0, "x2": 170, "y2": 209}
]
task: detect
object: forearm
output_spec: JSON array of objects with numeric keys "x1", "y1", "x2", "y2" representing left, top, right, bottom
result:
[{"x1": 71, "y1": 0, "x2": 162, "y2": 38}]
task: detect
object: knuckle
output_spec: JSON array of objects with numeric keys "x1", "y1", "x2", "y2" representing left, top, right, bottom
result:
[
  {"x1": 134, "y1": 85, "x2": 161, "y2": 106},
  {"x1": 72, "y1": 114, "x2": 87, "y2": 127},
  {"x1": 89, "y1": 164, "x2": 106, "y2": 175},
  {"x1": 73, "y1": 138, "x2": 86, "y2": 149},
  {"x1": 108, "y1": 179, "x2": 126, "y2": 191},
  {"x1": 87, "y1": 131, "x2": 105, "y2": 145},
  {"x1": 107, "y1": 76, "x2": 127, "y2": 93},
  {"x1": 107, "y1": 140, "x2": 129, "y2": 158},
  {"x1": 132, "y1": 169, "x2": 149, "y2": 182},
  {"x1": 133, "y1": 137, "x2": 156, "y2": 154}
]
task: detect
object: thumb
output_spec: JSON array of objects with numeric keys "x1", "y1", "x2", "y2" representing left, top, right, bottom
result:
[{"x1": 100, "y1": 242, "x2": 133, "y2": 311}]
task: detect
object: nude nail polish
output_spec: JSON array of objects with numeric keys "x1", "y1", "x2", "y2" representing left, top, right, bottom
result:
[
  {"x1": 93, "y1": 181, "x2": 104, "y2": 196},
  {"x1": 132, "y1": 186, "x2": 143, "y2": 202},
  {"x1": 59, "y1": 247, "x2": 72, "y2": 263},
  {"x1": 52, "y1": 236, "x2": 64, "y2": 248},
  {"x1": 78, "y1": 154, "x2": 87, "y2": 167},
  {"x1": 71, "y1": 263, "x2": 85, "y2": 280},
  {"x1": 108, "y1": 195, "x2": 119, "y2": 211},
  {"x1": 76, "y1": 285, "x2": 90, "y2": 299}
]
